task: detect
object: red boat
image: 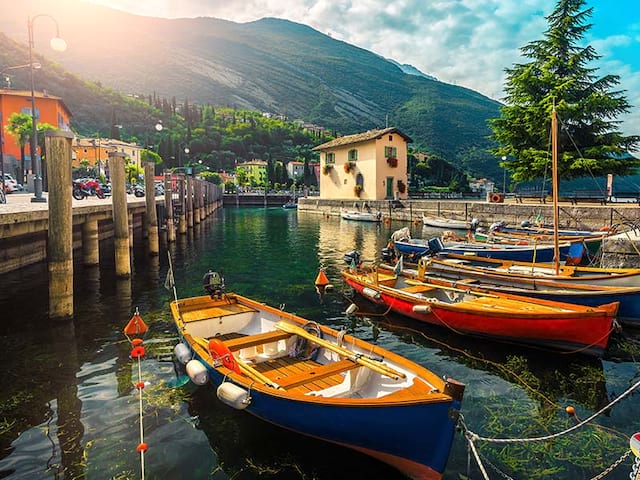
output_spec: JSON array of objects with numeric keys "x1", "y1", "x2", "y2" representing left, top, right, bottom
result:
[{"x1": 341, "y1": 267, "x2": 618, "y2": 357}]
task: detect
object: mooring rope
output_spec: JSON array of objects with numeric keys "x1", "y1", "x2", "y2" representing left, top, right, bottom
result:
[{"x1": 463, "y1": 376, "x2": 640, "y2": 444}]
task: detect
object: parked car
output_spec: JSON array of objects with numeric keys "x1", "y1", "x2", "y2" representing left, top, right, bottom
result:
[{"x1": 3, "y1": 174, "x2": 21, "y2": 193}]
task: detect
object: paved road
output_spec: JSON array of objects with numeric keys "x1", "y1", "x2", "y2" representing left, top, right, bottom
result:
[{"x1": 0, "y1": 192, "x2": 141, "y2": 215}]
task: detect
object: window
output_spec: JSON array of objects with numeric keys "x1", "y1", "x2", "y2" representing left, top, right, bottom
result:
[
  {"x1": 325, "y1": 152, "x2": 335, "y2": 165},
  {"x1": 388, "y1": 135, "x2": 393, "y2": 141},
  {"x1": 348, "y1": 149, "x2": 358, "y2": 161},
  {"x1": 384, "y1": 146, "x2": 397, "y2": 159}
]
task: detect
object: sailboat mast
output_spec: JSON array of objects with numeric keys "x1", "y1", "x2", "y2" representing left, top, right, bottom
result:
[{"x1": 551, "y1": 106, "x2": 561, "y2": 274}]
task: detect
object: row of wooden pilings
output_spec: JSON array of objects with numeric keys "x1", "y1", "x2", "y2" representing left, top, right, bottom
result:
[{"x1": 46, "y1": 131, "x2": 220, "y2": 319}]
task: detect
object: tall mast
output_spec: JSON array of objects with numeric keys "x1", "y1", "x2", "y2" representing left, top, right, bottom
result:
[{"x1": 551, "y1": 105, "x2": 560, "y2": 274}]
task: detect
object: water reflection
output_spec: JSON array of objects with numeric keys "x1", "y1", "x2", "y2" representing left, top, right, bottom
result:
[{"x1": 0, "y1": 209, "x2": 638, "y2": 480}]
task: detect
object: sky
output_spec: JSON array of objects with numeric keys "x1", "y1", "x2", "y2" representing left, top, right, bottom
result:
[{"x1": 85, "y1": 0, "x2": 640, "y2": 139}]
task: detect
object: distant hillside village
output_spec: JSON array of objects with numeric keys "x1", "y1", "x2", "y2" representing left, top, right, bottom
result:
[{"x1": 1, "y1": 87, "x2": 493, "y2": 201}]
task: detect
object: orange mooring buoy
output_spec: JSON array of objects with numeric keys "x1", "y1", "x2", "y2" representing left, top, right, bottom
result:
[
  {"x1": 124, "y1": 308, "x2": 149, "y2": 337},
  {"x1": 315, "y1": 268, "x2": 330, "y2": 287}
]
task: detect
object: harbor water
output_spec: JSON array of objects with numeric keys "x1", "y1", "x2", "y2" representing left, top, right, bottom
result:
[{"x1": 0, "y1": 206, "x2": 639, "y2": 479}]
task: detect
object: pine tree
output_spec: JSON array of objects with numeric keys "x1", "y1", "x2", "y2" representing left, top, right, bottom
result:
[{"x1": 490, "y1": 0, "x2": 639, "y2": 182}]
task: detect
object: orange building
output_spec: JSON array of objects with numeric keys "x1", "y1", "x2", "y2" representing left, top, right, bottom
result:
[
  {"x1": 72, "y1": 138, "x2": 144, "y2": 178},
  {"x1": 0, "y1": 89, "x2": 73, "y2": 184}
]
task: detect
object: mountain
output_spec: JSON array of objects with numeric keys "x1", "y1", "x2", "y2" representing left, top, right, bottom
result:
[{"x1": 0, "y1": 0, "x2": 503, "y2": 180}]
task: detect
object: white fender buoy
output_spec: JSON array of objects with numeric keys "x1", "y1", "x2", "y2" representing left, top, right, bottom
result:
[
  {"x1": 362, "y1": 287, "x2": 381, "y2": 300},
  {"x1": 412, "y1": 305, "x2": 432, "y2": 313},
  {"x1": 345, "y1": 303, "x2": 358, "y2": 315},
  {"x1": 186, "y1": 359, "x2": 209, "y2": 385},
  {"x1": 217, "y1": 382, "x2": 251, "y2": 410},
  {"x1": 174, "y1": 342, "x2": 192, "y2": 365}
]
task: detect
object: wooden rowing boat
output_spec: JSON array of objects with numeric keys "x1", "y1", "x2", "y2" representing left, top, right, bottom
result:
[
  {"x1": 422, "y1": 215, "x2": 470, "y2": 230},
  {"x1": 170, "y1": 274, "x2": 464, "y2": 480},
  {"x1": 341, "y1": 266, "x2": 617, "y2": 357},
  {"x1": 423, "y1": 252, "x2": 640, "y2": 287}
]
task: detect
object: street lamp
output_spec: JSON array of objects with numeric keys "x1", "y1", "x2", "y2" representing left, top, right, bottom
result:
[
  {"x1": 501, "y1": 155, "x2": 507, "y2": 195},
  {"x1": 28, "y1": 14, "x2": 66, "y2": 203}
]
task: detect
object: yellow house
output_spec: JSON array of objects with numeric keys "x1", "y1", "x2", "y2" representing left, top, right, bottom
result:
[
  {"x1": 313, "y1": 127, "x2": 412, "y2": 201},
  {"x1": 236, "y1": 159, "x2": 268, "y2": 186}
]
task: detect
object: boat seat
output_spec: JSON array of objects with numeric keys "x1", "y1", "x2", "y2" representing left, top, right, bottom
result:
[
  {"x1": 277, "y1": 359, "x2": 360, "y2": 389},
  {"x1": 306, "y1": 365, "x2": 372, "y2": 398},
  {"x1": 222, "y1": 331, "x2": 293, "y2": 361},
  {"x1": 223, "y1": 331, "x2": 292, "y2": 351}
]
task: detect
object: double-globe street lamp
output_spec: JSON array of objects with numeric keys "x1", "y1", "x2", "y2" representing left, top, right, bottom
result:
[{"x1": 28, "y1": 14, "x2": 66, "y2": 203}]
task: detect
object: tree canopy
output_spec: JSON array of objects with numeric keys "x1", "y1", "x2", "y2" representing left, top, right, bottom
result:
[{"x1": 490, "y1": 0, "x2": 640, "y2": 183}]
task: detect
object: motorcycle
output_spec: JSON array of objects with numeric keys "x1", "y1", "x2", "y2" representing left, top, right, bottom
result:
[
  {"x1": 73, "y1": 179, "x2": 106, "y2": 200},
  {"x1": 133, "y1": 185, "x2": 145, "y2": 197}
]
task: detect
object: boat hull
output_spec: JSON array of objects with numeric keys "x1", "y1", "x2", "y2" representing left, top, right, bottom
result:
[
  {"x1": 172, "y1": 294, "x2": 461, "y2": 480},
  {"x1": 341, "y1": 209, "x2": 382, "y2": 222},
  {"x1": 342, "y1": 274, "x2": 615, "y2": 357},
  {"x1": 393, "y1": 239, "x2": 572, "y2": 263},
  {"x1": 425, "y1": 253, "x2": 640, "y2": 288}
]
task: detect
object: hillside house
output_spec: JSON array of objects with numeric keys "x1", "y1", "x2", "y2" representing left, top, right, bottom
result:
[
  {"x1": 313, "y1": 127, "x2": 412, "y2": 201},
  {"x1": 286, "y1": 160, "x2": 305, "y2": 180},
  {"x1": 236, "y1": 159, "x2": 268, "y2": 186}
]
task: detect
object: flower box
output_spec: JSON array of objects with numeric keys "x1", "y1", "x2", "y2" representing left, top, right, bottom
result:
[{"x1": 387, "y1": 157, "x2": 398, "y2": 168}]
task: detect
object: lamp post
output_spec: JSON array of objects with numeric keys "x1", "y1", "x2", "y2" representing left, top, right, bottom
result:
[
  {"x1": 28, "y1": 14, "x2": 66, "y2": 203},
  {"x1": 501, "y1": 155, "x2": 507, "y2": 195}
]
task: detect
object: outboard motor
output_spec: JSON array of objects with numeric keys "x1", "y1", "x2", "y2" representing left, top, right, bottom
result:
[
  {"x1": 521, "y1": 220, "x2": 531, "y2": 228},
  {"x1": 470, "y1": 218, "x2": 480, "y2": 232},
  {"x1": 343, "y1": 250, "x2": 362, "y2": 267},
  {"x1": 427, "y1": 237, "x2": 445, "y2": 254},
  {"x1": 203, "y1": 270, "x2": 225, "y2": 298},
  {"x1": 381, "y1": 247, "x2": 396, "y2": 264}
]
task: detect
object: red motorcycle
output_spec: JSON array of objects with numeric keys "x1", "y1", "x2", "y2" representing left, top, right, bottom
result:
[{"x1": 73, "y1": 179, "x2": 106, "y2": 200}]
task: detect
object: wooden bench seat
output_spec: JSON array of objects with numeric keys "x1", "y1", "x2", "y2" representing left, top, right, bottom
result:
[
  {"x1": 515, "y1": 190, "x2": 548, "y2": 204},
  {"x1": 223, "y1": 330, "x2": 293, "y2": 351},
  {"x1": 275, "y1": 359, "x2": 359, "y2": 389}
]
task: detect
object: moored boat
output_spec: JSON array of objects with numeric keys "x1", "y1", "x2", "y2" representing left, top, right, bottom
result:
[
  {"x1": 392, "y1": 236, "x2": 577, "y2": 263},
  {"x1": 341, "y1": 209, "x2": 382, "y2": 222},
  {"x1": 422, "y1": 215, "x2": 471, "y2": 230},
  {"x1": 171, "y1": 270, "x2": 464, "y2": 480},
  {"x1": 341, "y1": 264, "x2": 617, "y2": 356},
  {"x1": 420, "y1": 251, "x2": 640, "y2": 287},
  {"x1": 382, "y1": 257, "x2": 640, "y2": 327}
]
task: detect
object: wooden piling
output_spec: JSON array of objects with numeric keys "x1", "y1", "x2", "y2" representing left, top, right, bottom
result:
[
  {"x1": 178, "y1": 174, "x2": 187, "y2": 234},
  {"x1": 82, "y1": 218, "x2": 99, "y2": 266},
  {"x1": 164, "y1": 171, "x2": 175, "y2": 242},
  {"x1": 109, "y1": 152, "x2": 131, "y2": 277},
  {"x1": 45, "y1": 131, "x2": 75, "y2": 318},
  {"x1": 144, "y1": 162, "x2": 159, "y2": 255},
  {"x1": 194, "y1": 180, "x2": 201, "y2": 224},
  {"x1": 186, "y1": 176, "x2": 194, "y2": 229}
]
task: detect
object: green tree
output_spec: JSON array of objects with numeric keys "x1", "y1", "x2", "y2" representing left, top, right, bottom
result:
[
  {"x1": 5, "y1": 112, "x2": 32, "y2": 185},
  {"x1": 490, "y1": 0, "x2": 640, "y2": 182}
]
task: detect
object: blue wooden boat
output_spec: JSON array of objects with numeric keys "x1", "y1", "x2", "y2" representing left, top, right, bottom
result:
[
  {"x1": 392, "y1": 236, "x2": 577, "y2": 263},
  {"x1": 171, "y1": 273, "x2": 464, "y2": 480}
]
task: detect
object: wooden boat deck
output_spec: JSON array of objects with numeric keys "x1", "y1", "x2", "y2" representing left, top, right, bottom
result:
[
  {"x1": 180, "y1": 301, "x2": 257, "y2": 323},
  {"x1": 205, "y1": 331, "x2": 437, "y2": 400}
]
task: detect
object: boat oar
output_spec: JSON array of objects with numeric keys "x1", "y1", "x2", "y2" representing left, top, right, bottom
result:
[
  {"x1": 405, "y1": 278, "x2": 499, "y2": 298},
  {"x1": 274, "y1": 321, "x2": 406, "y2": 380},
  {"x1": 192, "y1": 336, "x2": 284, "y2": 390}
]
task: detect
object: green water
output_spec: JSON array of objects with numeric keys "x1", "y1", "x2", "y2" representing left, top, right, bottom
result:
[{"x1": 0, "y1": 206, "x2": 639, "y2": 479}]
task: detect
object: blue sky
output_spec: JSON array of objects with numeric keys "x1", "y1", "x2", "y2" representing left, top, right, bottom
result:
[{"x1": 88, "y1": 0, "x2": 639, "y2": 140}]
